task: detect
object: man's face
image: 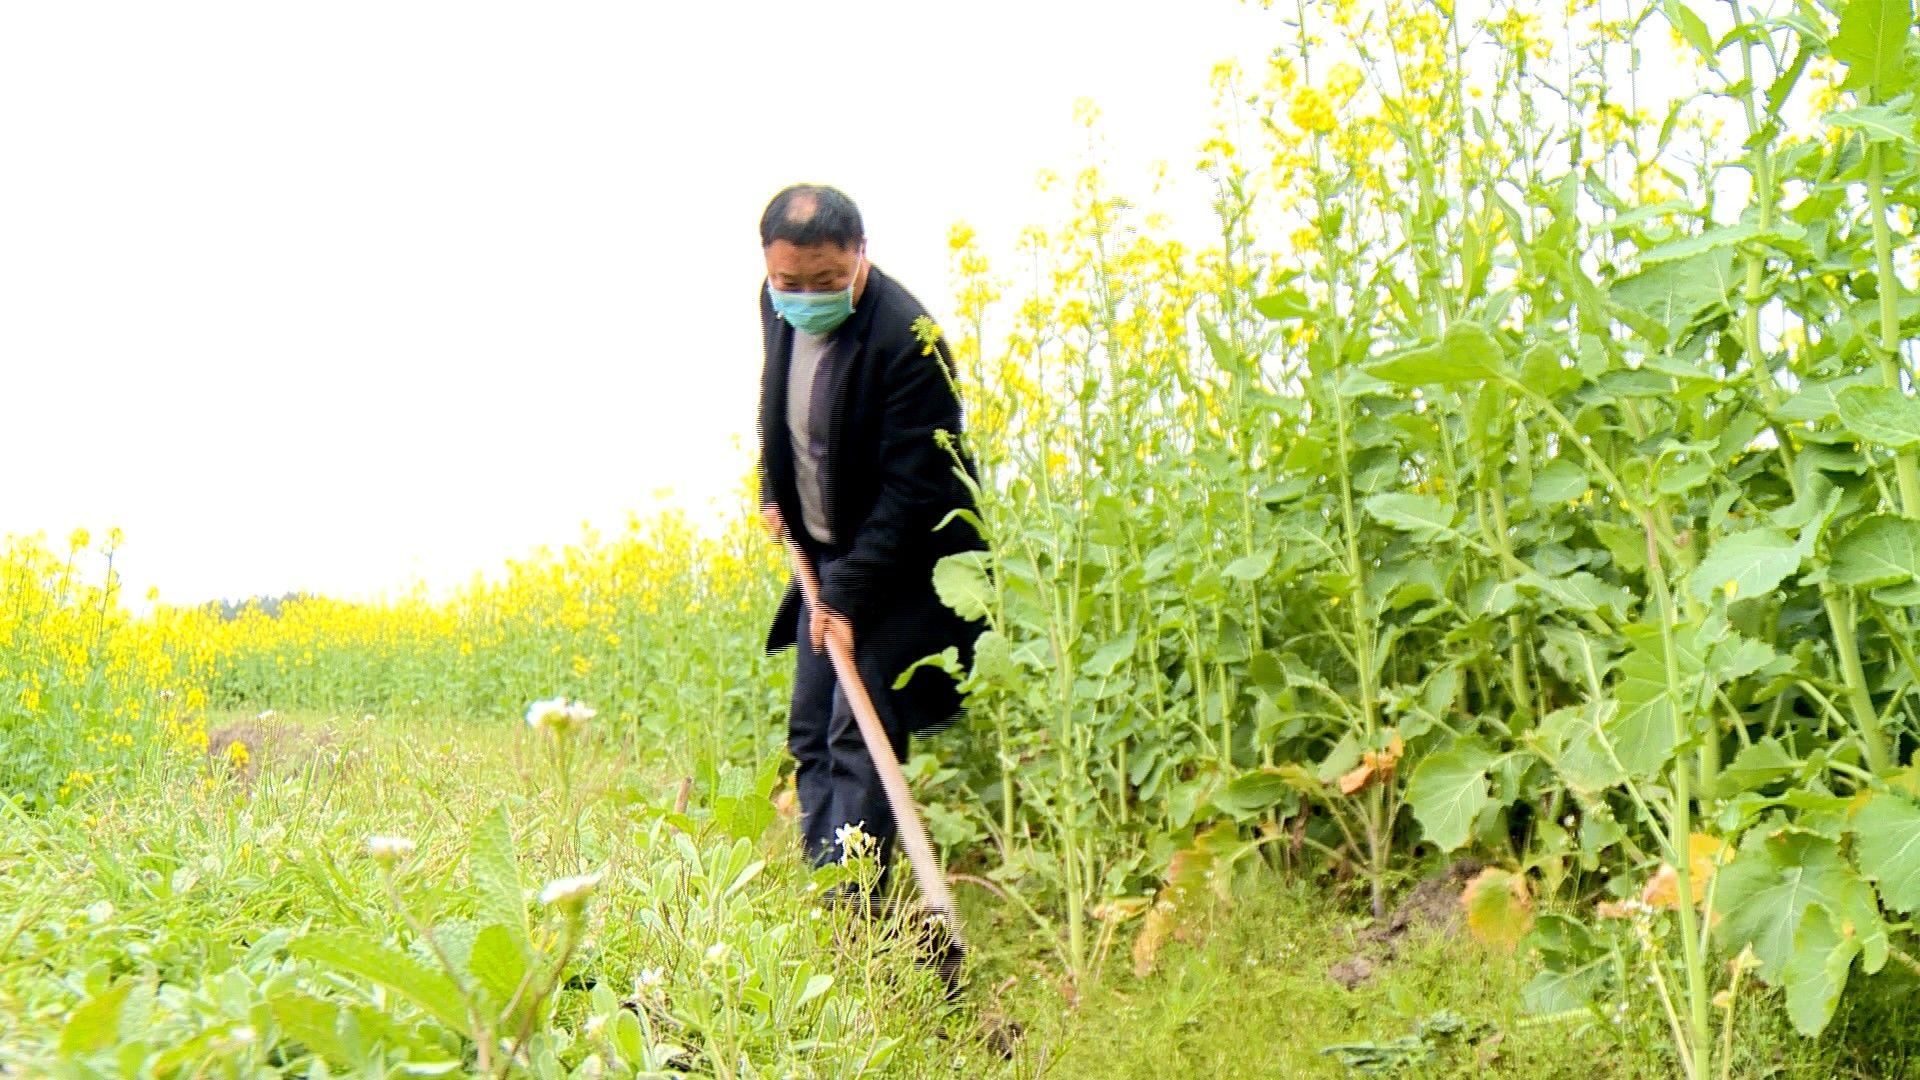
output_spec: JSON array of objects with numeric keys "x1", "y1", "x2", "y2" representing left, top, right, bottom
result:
[{"x1": 764, "y1": 239, "x2": 866, "y2": 303}]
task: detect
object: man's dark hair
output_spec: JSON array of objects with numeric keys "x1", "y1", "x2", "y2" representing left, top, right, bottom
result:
[{"x1": 760, "y1": 184, "x2": 864, "y2": 249}]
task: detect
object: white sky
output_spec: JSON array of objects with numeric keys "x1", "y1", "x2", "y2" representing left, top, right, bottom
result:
[{"x1": 0, "y1": 0, "x2": 1278, "y2": 611}]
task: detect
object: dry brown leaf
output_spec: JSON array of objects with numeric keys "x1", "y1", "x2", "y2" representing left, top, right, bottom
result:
[
  {"x1": 1132, "y1": 903, "x2": 1174, "y2": 977},
  {"x1": 1338, "y1": 761, "x2": 1376, "y2": 795},
  {"x1": 1642, "y1": 834, "x2": 1724, "y2": 910}
]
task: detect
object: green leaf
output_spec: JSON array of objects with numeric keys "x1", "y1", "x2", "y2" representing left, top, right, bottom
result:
[
  {"x1": 1832, "y1": 0, "x2": 1914, "y2": 98},
  {"x1": 1721, "y1": 737, "x2": 1799, "y2": 794},
  {"x1": 1827, "y1": 103, "x2": 1920, "y2": 146},
  {"x1": 1610, "y1": 247, "x2": 1738, "y2": 331},
  {"x1": 1831, "y1": 514, "x2": 1920, "y2": 589},
  {"x1": 1836, "y1": 385, "x2": 1920, "y2": 449},
  {"x1": 268, "y1": 989, "x2": 355, "y2": 1066},
  {"x1": 797, "y1": 972, "x2": 834, "y2": 1008},
  {"x1": 1638, "y1": 223, "x2": 1761, "y2": 265},
  {"x1": 1363, "y1": 493, "x2": 1458, "y2": 543},
  {"x1": 1365, "y1": 321, "x2": 1504, "y2": 384},
  {"x1": 1538, "y1": 702, "x2": 1627, "y2": 795},
  {"x1": 58, "y1": 981, "x2": 133, "y2": 1056},
  {"x1": 1222, "y1": 548, "x2": 1275, "y2": 582},
  {"x1": 1405, "y1": 741, "x2": 1495, "y2": 852},
  {"x1": 1083, "y1": 632, "x2": 1136, "y2": 679},
  {"x1": 1783, "y1": 905, "x2": 1862, "y2": 1036},
  {"x1": 1854, "y1": 792, "x2": 1920, "y2": 912},
  {"x1": 469, "y1": 806, "x2": 528, "y2": 954},
  {"x1": 1716, "y1": 831, "x2": 1880, "y2": 984},
  {"x1": 1686, "y1": 528, "x2": 1802, "y2": 604},
  {"x1": 290, "y1": 930, "x2": 472, "y2": 1031},
  {"x1": 467, "y1": 923, "x2": 531, "y2": 1013},
  {"x1": 1528, "y1": 458, "x2": 1590, "y2": 506},
  {"x1": 1213, "y1": 770, "x2": 1294, "y2": 818},
  {"x1": 1773, "y1": 372, "x2": 1880, "y2": 423},
  {"x1": 1609, "y1": 624, "x2": 1703, "y2": 777},
  {"x1": 932, "y1": 551, "x2": 993, "y2": 622},
  {"x1": 1521, "y1": 960, "x2": 1608, "y2": 1015},
  {"x1": 1664, "y1": 0, "x2": 1717, "y2": 60},
  {"x1": 1251, "y1": 288, "x2": 1313, "y2": 322}
]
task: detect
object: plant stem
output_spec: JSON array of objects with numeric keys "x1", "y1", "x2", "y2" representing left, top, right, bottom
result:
[
  {"x1": 1866, "y1": 140, "x2": 1920, "y2": 515},
  {"x1": 1643, "y1": 511, "x2": 1711, "y2": 1080}
]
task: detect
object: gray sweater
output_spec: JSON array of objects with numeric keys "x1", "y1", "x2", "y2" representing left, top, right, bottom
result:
[{"x1": 786, "y1": 328, "x2": 836, "y2": 546}]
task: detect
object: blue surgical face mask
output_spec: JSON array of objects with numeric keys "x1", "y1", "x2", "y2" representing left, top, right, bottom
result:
[{"x1": 768, "y1": 251, "x2": 863, "y2": 336}]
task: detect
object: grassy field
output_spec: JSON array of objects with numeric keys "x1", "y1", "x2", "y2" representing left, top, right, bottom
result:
[{"x1": 7, "y1": 708, "x2": 1906, "y2": 1077}]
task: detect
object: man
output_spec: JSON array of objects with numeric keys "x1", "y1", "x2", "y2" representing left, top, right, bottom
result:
[{"x1": 754, "y1": 183, "x2": 985, "y2": 883}]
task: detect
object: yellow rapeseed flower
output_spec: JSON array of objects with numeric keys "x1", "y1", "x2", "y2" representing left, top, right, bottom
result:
[{"x1": 1289, "y1": 87, "x2": 1337, "y2": 135}]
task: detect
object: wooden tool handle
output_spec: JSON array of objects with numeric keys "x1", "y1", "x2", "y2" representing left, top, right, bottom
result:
[{"x1": 781, "y1": 533, "x2": 964, "y2": 943}]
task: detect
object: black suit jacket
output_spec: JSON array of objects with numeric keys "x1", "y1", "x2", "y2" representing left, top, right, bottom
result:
[{"x1": 756, "y1": 264, "x2": 986, "y2": 732}]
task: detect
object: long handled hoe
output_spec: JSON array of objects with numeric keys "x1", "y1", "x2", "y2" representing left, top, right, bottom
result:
[{"x1": 778, "y1": 530, "x2": 967, "y2": 992}]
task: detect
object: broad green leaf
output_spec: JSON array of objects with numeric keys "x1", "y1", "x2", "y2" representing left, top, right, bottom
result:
[
  {"x1": 1083, "y1": 632, "x2": 1136, "y2": 678},
  {"x1": 1783, "y1": 905, "x2": 1861, "y2": 1036},
  {"x1": 1538, "y1": 702, "x2": 1626, "y2": 795},
  {"x1": 1251, "y1": 288, "x2": 1313, "y2": 321},
  {"x1": 1610, "y1": 247, "x2": 1738, "y2": 331},
  {"x1": 467, "y1": 923, "x2": 531, "y2": 1013},
  {"x1": 1528, "y1": 458, "x2": 1590, "y2": 506},
  {"x1": 1721, "y1": 737, "x2": 1799, "y2": 794},
  {"x1": 1365, "y1": 321, "x2": 1504, "y2": 384},
  {"x1": 268, "y1": 989, "x2": 355, "y2": 1065},
  {"x1": 1686, "y1": 528, "x2": 1801, "y2": 604},
  {"x1": 1609, "y1": 624, "x2": 1703, "y2": 777},
  {"x1": 1827, "y1": 103, "x2": 1920, "y2": 146},
  {"x1": 290, "y1": 930, "x2": 471, "y2": 1031},
  {"x1": 1832, "y1": 0, "x2": 1914, "y2": 98},
  {"x1": 1222, "y1": 548, "x2": 1275, "y2": 582},
  {"x1": 797, "y1": 972, "x2": 834, "y2": 1008},
  {"x1": 1363, "y1": 492, "x2": 1458, "y2": 543},
  {"x1": 1521, "y1": 960, "x2": 1608, "y2": 1015},
  {"x1": 932, "y1": 551, "x2": 993, "y2": 622},
  {"x1": 1773, "y1": 371, "x2": 1879, "y2": 423},
  {"x1": 1525, "y1": 571, "x2": 1635, "y2": 621},
  {"x1": 469, "y1": 806, "x2": 528, "y2": 953},
  {"x1": 1638, "y1": 223, "x2": 1760, "y2": 265},
  {"x1": 1212, "y1": 770, "x2": 1293, "y2": 817},
  {"x1": 1836, "y1": 385, "x2": 1920, "y2": 449},
  {"x1": 1854, "y1": 792, "x2": 1920, "y2": 912},
  {"x1": 1831, "y1": 514, "x2": 1920, "y2": 589},
  {"x1": 1715, "y1": 831, "x2": 1880, "y2": 984},
  {"x1": 58, "y1": 981, "x2": 133, "y2": 1056},
  {"x1": 1405, "y1": 740, "x2": 1495, "y2": 852}
]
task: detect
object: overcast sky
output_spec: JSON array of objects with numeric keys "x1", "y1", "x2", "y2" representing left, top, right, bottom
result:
[{"x1": 1, "y1": 0, "x2": 1283, "y2": 610}]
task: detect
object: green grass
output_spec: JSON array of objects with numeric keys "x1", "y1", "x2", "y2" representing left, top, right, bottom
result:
[{"x1": 3, "y1": 710, "x2": 1911, "y2": 1078}]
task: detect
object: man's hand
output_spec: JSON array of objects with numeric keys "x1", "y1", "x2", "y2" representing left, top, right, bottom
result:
[
  {"x1": 809, "y1": 603, "x2": 854, "y2": 656},
  {"x1": 761, "y1": 502, "x2": 785, "y2": 542}
]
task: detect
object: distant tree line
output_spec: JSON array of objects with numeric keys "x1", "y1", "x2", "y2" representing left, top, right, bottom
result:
[{"x1": 204, "y1": 592, "x2": 309, "y2": 621}]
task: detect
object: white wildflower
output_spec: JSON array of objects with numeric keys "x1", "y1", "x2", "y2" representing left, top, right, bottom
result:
[
  {"x1": 525, "y1": 696, "x2": 597, "y2": 735},
  {"x1": 255, "y1": 709, "x2": 276, "y2": 722},
  {"x1": 703, "y1": 942, "x2": 731, "y2": 966},
  {"x1": 636, "y1": 967, "x2": 666, "y2": 995},
  {"x1": 540, "y1": 870, "x2": 605, "y2": 916},
  {"x1": 366, "y1": 834, "x2": 416, "y2": 866},
  {"x1": 834, "y1": 821, "x2": 875, "y2": 861}
]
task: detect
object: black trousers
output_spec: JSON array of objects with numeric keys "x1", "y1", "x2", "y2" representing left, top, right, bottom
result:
[{"x1": 788, "y1": 552, "x2": 913, "y2": 887}]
